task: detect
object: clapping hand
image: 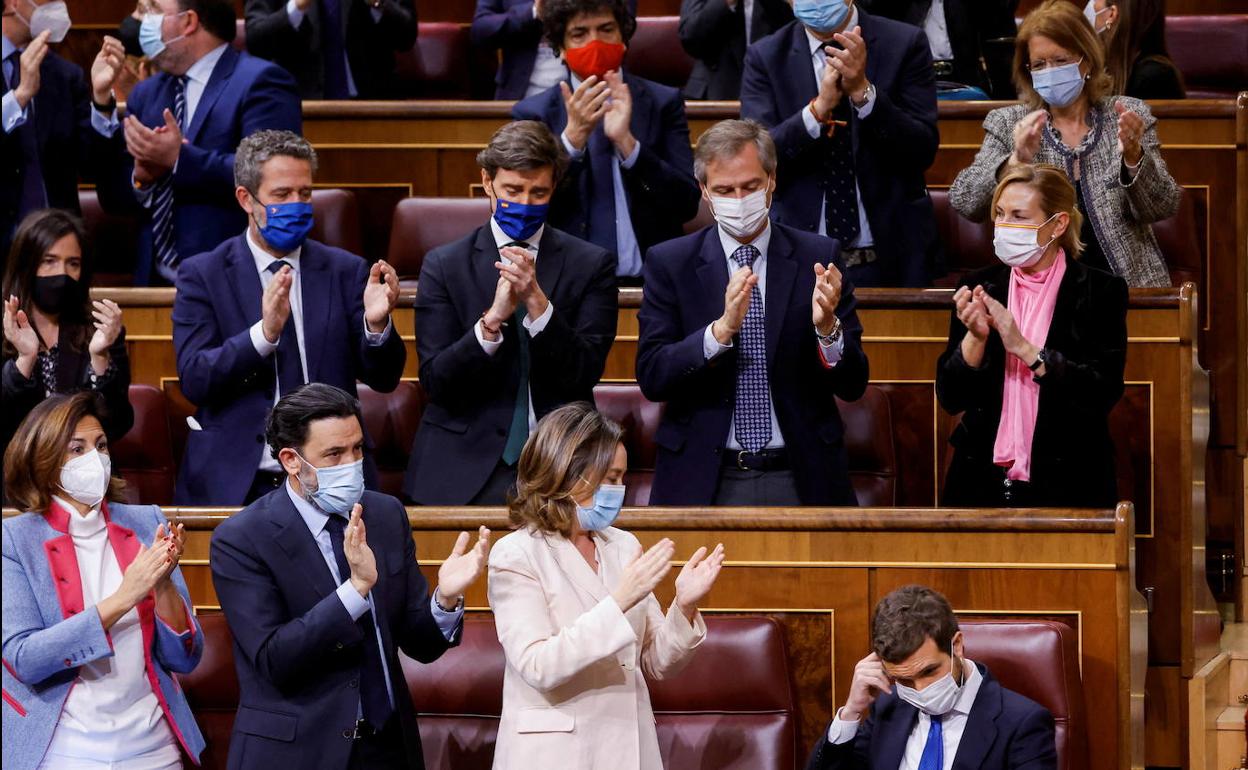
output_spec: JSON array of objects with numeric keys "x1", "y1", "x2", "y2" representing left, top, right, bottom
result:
[
  {"x1": 496, "y1": 246, "x2": 548, "y2": 319},
  {"x1": 980, "y1": 292, "x2": 1038, "y2": 363},
  {"x1": 602, "y1": 70, "x2": 636, "y2": 159},
  {"x1": 812, "y1": 262, "x2": 842, "y2": 336},
  {"x1": 711, "y1": 266, "x2": 758, "y2": 345},
  {"x1": 1011, "y1": 109, "x2": 1047, "y2": 165},
  {"x1": 13, "y1": 31, "x2": 51, "y2": 109},
  {"x1": 3, "y1": 296, "x2": 40, "y2": 372},
  {"x1": 344, "y1": 504, "x2": 378, "y2": 597},
  {"x1": 91, "y1": 36, "x2": 126, "y2": 105},
  {"x1": 436, "y1": 526, "x2": 491, "y2": 605},
  {"x1": 260, "y1": 264, "x2": 293, "y2": 344},
  {"x1": 673, "y1": 544, "x2": 725, "y2": 619},
  {"x1": 560, "y1": 75, "x2": 610, "y2": 152},
  {"x1": 828, "y1": 26, "x2": 869, "y2": 99},
  {"x1": 612, "y1": 538, "x2": 675, "y2": 613},
  {"x1": 953, "y1": 285, "x2": 991, "y2": 342},
  {"x1": 124, "y1": 109, "x2": 184, "y2": 183},
  {"x1": 88, "y1": 299, "x2": 124, "y2": 364},
  {"x1": 363, "y1": 260, "x2": 400, "y2": 333},
  {"x1": 1114, "y1": 100, "x2": 1144, "y2": 168}
]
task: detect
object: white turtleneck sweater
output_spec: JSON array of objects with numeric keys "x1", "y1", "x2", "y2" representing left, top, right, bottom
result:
[{"x1": 40, "y1": 498, "x2": 180, "y2": 768}]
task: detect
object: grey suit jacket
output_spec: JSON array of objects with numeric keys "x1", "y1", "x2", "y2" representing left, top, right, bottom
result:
[{"x1": 948, "y1": 96, "x2": 1179, "y2": 288}]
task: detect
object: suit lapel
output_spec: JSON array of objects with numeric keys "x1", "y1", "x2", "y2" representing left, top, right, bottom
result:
[
  {"x1": 1041, "y1": 257, "x2": 1084, "y2": 351},
  {"x1": 269, "y1": 489, "x2": 339, "y2": 600},
  {"x1": 789, "y1": 24, "x2": 819, "y2": 103},
  {"x1": 227, "y1": 235, "x2": 265, "y2": 329},
  {"x1": 298, "y1": 243, "x2": 331, "y2": 379},
  {"x1": 546, "y1": 534, "x2": 608, "y2": 606},
  {"x1": 952, "y1": 667, "x2": 1003, "y2": 770},
  {"x1": 624, "y1": 72, "x2": 653, "y2": 148},
  {"x1": 535, "y1": 227, "x2": 566, "y2": 301},
  {"x1": 763, "y1": 225, "x2": 797, "y2": 371},
  {"x1": 875, "y1": 698, "x2": 919, "y2": 770},
  {"x1": 472, "y1": 224, "x2": 505, "y2": 313},
  {"x1": 695, "y1": 229, "x2": 732, "y2": 327},
  {"x1": 187, "y1": 47, "x2": 238, "y2": 142}
]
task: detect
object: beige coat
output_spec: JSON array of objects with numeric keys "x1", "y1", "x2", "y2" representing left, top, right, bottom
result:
[{"x1": 487, "y1": 526, "x2": 707, "y2": 770}]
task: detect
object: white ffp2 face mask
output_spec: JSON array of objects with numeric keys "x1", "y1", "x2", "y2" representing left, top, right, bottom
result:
[
  {"x1": 18, "y1": 0, "x2": 72, "y2": 43},
  {"x1": 993, "y1": 214, "x2": 1058, "y2": 268},
  {"x1": 60, "y1": 449, "x2": 112, "y2": 508},
  {"x1": 708, "y1": 187, "x2": 770, "y2": 240}
]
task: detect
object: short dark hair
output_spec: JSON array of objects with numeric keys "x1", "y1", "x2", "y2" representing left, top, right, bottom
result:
[
  {"x1": 1, "y1": 209, "x2": 92, "y2": 357},
  {"x1": 264, "y1": 383, "x2": 363, "y2": 460},
  {"x1": 176, "y1": 0, "x2": 237, "y2": 44},
  {"x1": 871, "y1": 585, "x2": 960, "y2": 663},
  {"x1": 476, "y1": 120, "x2": 568, "y2": 182},
  {"x1": 541, "y1": 0, "x2": 636, "y2": 56}
]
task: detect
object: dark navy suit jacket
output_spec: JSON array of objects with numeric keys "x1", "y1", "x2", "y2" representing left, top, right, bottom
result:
[
  {"x1": 210, "y1": 488, "x2": 454, "y2": 770},
  {"x1": 636, "y1": 222, "x2": 869, "y2": 505},
  {"x1": 740, "y1": 15, "x2": 942, "y2": 287},
  {"x1": 403, "y1": 224, "x2": 618, "y2": 504},
  {"x1": 171, "y1": 234, "x2": 405, "y2": 505},
  {"x1": 805, "y1": 664, "x2": 1058, "y2": 770},
  {"x1": 96, "y1": 47, "x2": 301, "y2": 285},
  {"x1": 512, "y1": 72, "x2": 700, "y2": 262}
]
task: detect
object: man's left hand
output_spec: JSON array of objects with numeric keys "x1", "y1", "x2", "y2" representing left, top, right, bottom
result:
[
  {"x1": 124, "y1": 109, "x2": 183, "y2": 176},
  {"x1": 812, "y1": 261, "x2": 843, "y2": 336},
  {"x1": 497, "y1": 245, "x2": 549, "y2": 320},
  {"x1": 602, "y1": 70, "x2": 637, "y2": 160},
  {"x1": 828, "y1": 25, "x2": 869, "y2": 100},
  {"x1": 436, "y1": 525, "x2": 492, "y2": 605},
  {"x1": 363, "y1": 260, "x2": 400, "y2": 333}
]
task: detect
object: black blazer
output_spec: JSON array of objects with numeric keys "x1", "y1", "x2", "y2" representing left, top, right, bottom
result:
[
  {"x1": 244, "y1": 0, "x2": 418, "y2": 99},
  {"x1": 935, "y1": 260, "x2": 1128, "y2": 508},
  {"x1": 740, "y1": 15, "x2": 942, "y2": 287},
  {"x1": 805, "y1": 663, "x2": 1058, "y2": 770},
  {"x1": 636, "y1": 223, "x2": 869, "y2": 506},
  {"x1": 403, "y1": 225, "x2": 618, "y2": 505},
  {"x1": 678, "y1": 0, "x2": 793, "y2": 100},
  {"x1": 1125, "y1": 55, "x2": 1186, "y2": 100}
]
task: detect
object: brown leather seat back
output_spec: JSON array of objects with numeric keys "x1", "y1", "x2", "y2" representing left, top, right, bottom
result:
[
  {"x1": 592, "y1": 383, "x2": 665, "y2": 506},
  {"x1": 1151, "y1": 186, "x2": 1204, "y2": 288},
  {"x1": 683, "y1": 196, "x2": 716, "y2": 236},
  {"x1": 79, "y1": 189, "x2": 140, "y2": 286},
  {"x1": 112, "y1": 384, "x2": 176, "y2": 505},
  {"x1": 392, "y1": 22, "x2": 472, "y2": 98},
  {"x1": 1165, "y1": 15, "x2": 1248, "y2": 98},
  {"x1": 960, "y1": 619, "x2": 1088, "y2": 770},
  {"x1": 357, "y1": 382, "x2": 426, "y2": 499},
  {"x1": 648, "y1": 616, "x2": 797, "y2": 770},
  {"x1": 837, "y1": 385, "x2": 898, "y2": 507},
  {"x1": 310, "y1": 189, "x2": 363, "y2": 256},
  {"x1": 929, "y1": 189, "x2": 995, "y2": 288},
  {"x1": 178, "y1": 613, "x2": 239, "y2": 770},
  {"x1": 388, "y1": 197, "x2": 493, "y2": 284},
  {"x1": 624, "y1": 16, "x2": 695, "y2": 90}
]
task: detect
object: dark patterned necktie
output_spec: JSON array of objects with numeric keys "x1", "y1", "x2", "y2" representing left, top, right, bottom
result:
[
  {"x1": 500, "y1": 241, "x2": 532, "y2": 465},
  {"x1": 815, "y1": 43, "x2": 861, "y2": 245},
  {"x1": 151, "y1": 76, "x2": 186, "y2": 271},
  {"x1": 731, "y1": 245, "x2": 772, "y2": 453},
  {"x1": 266, "y1": 260, "x2": 305, "y2": 395}
]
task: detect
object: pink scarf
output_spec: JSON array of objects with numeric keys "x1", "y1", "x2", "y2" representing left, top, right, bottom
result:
[{"x1": 992, "y1": 250, "x2": 1068, "y2": 482}]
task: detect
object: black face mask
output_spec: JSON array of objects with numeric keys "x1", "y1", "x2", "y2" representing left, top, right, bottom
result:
[
  {"x1": 118, "y1": 15, "x2": 144, "y2": 58},
  {"x1": 32, "y1": 274, "x2": 84, "y2": 317}
]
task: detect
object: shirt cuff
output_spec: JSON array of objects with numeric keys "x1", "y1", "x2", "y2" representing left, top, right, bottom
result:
[
  {"x1": 852, "y1": 88, "x2": 877, "y2": 118},
  {"x1": 818, "y1": 333, "x2": 845, "y2": 367},
  {"x1": 430, "y1": 594, "x2": 464, "y2": 641},
  {"x1": 363, "y1": 315, "x2": 393, "y2": 346},
  {"x1": 801, "y1": 104, "x2": 822, "y2": 139},
  {"x1": 336, "y1": 580, "x2": 371, "y2": 621},
  {"x1": 90, "y1": 104, "x2": 120, "y2": 137},
  {"x1": 561, "y1": 131, "x2": 586, "y2": 160},
  {"x1": 703, "y1": 323, "x2": 732, "y2": 360},
  {"x1": 522, "y1": 302, "x2": 554, "y2": 337},
  {"x1": 618, "y1": 139, "x2": 641, "y2": 169},
  {"x1": 3, "y1": 90, "x2": 29, "y2": 133},
  {"x1": 826, "y1": 711, "x2": 862, "y2": 744},
  {"x1": 286, "y1": 0, "x2": 305, "y2": 28},
  {"x1": 133, "y1": 172, "x2": 157, "y2": 207},
  {"x1": 474, "y1": 317, "x2": 504, "y2": 355},
  {"x1": 250, "y1": 321, "x2": 279, "y2": 357}
]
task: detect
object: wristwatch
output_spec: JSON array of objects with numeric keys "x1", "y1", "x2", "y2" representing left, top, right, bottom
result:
[
  {"x1": 1028, "y1": 348, "x2": 1048, "y2": 372},
  {"x1": 434, "y1": 590, "x2": 463, "y2": 613},
  {"x1": 815, "y1": 318, "x2": 843, "y2": 347},
  {"x1": 851, "y1": 82, "x2": 875, "y2": 108}
]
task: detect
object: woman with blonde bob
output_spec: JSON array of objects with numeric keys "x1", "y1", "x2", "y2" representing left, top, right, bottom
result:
[
  {"x1": 2, "y1": 392, "x2": 204, "y2": 769},
  {"x1": 487, "y1": 402, "x2": 725, "y2": 770},
  {"x1": 937, "y1": 164, "x2": 1128, "y2": 509},
  {"x1": 949, "y1": 0, "x2": 1179, "y2": 288}
]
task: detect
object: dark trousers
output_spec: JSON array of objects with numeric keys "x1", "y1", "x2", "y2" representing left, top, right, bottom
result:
[
  {"x1": 468, "y1": 460, "x2": 519, "y2": 505},
  {"x1": 347, "y1": 715, "x2": 406, "y2": 769},
  {"x1": 712, "y1": 467, "x2": 802, "y2": 506}
]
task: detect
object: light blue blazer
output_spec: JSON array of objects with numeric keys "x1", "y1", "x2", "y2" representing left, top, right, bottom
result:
[{"x1": 2, "y1": 501, "x2": 206, "y2": 769}]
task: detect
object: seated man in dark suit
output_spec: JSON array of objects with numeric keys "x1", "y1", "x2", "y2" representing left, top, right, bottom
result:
[
  {"x1": 244, "y1": 0, "x2": 417, "y2": 99},
  {"x1": 741, "y1": 0, "x2": 942, "y2": 287},
  {"x1": 807, "y1": 584, "x2": 1057, "y2": 770},
  {"x1": 678, "y1": 0, "x2": 792, "y2": 100},
  {"x1": 471, "y1": 0, "x2": 635, "y2": 100},
  {"x1": 637, "y1": 119, "x2": 868, "y2": 507},
  {"x1": 172, "y1": 129, "x2": 405, "y2": 505},
  {"x1": 211, "y1": 383, "x2": 491, "y2": 770},
  {"x1": 404, "y1": 120, "x2": 618, "y2": 505},
  {"x1": 93, "y1": 0, "x2": 302, "y2": 285},
  {"x1": 512, "y1": 0, "x2": 700, "y2": 280}
]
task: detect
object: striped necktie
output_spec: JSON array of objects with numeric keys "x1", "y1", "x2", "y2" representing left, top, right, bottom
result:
[{"x1": 151, "y1": 76, "x2": 187, "y2": 273}]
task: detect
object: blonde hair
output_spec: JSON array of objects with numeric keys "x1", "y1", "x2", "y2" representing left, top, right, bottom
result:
[
  {"x1": 1014, "y1": 0, "x2": 1111, "y2": 110},
  {"x1": 991, "y1": 163, "x2": 1085, "y2": 259},
  {"x1": 508, "y1": 403, "x2": 624, "y2": 538}
]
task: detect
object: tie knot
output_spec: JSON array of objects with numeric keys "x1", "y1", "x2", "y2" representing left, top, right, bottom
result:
[
  {"x1": 323, "y1": 513, "x2": 347, "y2": 535},
  {"x1": 731, "y1": 244, "x2": 761, "y2": 269},
  {"x1": 930, "y1": 713, "x2": 944, "y2": 726},
  {"x1": 266, "y1": 259, "x2": 292, "y2": 274},
  {"x1": 503, "y1": 240, "x2": 531, "y2": 251}
]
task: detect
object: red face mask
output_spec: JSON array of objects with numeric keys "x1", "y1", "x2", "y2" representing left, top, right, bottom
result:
[{"x1": 563, "y1": 38, "x2": 627, "y2": 81}]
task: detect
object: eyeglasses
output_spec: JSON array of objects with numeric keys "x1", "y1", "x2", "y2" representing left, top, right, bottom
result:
[{"x1": 1026, "y1": 55, "x2": 1082, "y2": 72}]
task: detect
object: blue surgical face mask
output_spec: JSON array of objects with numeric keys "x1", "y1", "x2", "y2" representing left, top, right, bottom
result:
[
  {"x1": 1031, "y1": 59, "x2": 1086, "y2": 108},
  {"x1": 576, "y1": 483, "x2": 626, "y2": 532},
  {"x1": 492, "y1": 197, "x2": 549, "y2": 242},
  {"x1": 138, "y1": 11, "x2": 187, "y2": 61},
  {"x1": 296, "y1": 452, "x2": 364, "y2": 515},
  {"x1": 254, "y1": 199, "x2": 315, "y2": 253},
  {"x1": 792, "y1": 0, "x2": 851, "y2": 34}
]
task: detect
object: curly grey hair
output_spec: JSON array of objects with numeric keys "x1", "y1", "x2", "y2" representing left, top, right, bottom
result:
[{"x1": 234, "y1": 129, "x2": 319, "y2": 192}]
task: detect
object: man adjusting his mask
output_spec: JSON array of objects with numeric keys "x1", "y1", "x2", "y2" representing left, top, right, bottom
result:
[
  {"x1": 404, "y1": 120, "x2": 618, "y2": 506},
  {"x1": 171, "y1": 129, "x2": 405, "y2": 506},
  {"x1": 806, "y1": 584, "x2": 1058, "y2": 770}
]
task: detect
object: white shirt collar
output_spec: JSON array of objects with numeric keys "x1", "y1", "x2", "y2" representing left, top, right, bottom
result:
[
  {"x1": 489, "y1": 216, "x2": 543, "y2": 255},
  {"x1": 53, "y1": 496, "x2": 106, "y2": 539},
  {"x1": 804, "y1": 7, "x2": 859, "y2": 56},
  {"x1": 717, "y1": 219, "x2": 772, "y2": 263},
  {"x1": 185, "y1": 42, "x2": 229, "y2": 86},
  {"x1": 950, "y1": 656, "x2": 984, "y2": 717},
  {"x1": 285, "y1": 478, "x2": 343, "y2": 536},
  {"x1": 246, "y1": 227, "x2": 302, "y2": 274}
]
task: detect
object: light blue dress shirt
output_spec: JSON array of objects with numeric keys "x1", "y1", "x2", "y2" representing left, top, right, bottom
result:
[
  {"x1": 2, "y1": 35, "x2": 30, "y2": 135},
  {"x1": 285, "y1": 481, "x2": 463, "y2": 714}
]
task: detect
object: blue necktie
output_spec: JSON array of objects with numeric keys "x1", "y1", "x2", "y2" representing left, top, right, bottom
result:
[
  {"x1": 730, "y1": 244, "x2": 772, "y2": 453},
  {"x1": 500, "y1": 241, "x2": 531, "y2": 466},
  {"x1": 320, "y1": 0, "x2": 350, "y2": 98},
  {"x1": 150, "y1": 76, "x2": 186, "y2": 272},
  {"x1": 586, "y1": 127, "x2": 617, "y2": 255},
  {"x1": 266, "y1": 260, "x2": 305, "y2": 396},
  {"x1": 324, "y1": 514, "x2": 393, "y2": 730},
  {"x1": 7, "y1": 49, "x2": 47, "y2": 220},
  {"x1": 918, "y1": 714, "x2": 944, "y2": 770}
]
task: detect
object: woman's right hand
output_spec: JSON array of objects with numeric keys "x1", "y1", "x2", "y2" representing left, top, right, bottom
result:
[
  {"x1": 612, "y1": 538, "x2": 675, "y2": 613},
  {"x1": 954, "y1": 286, "x2": 991, "y2": 341},
  {"x1": 1011, "y1": 109, "x2": 1047, "y2": 165},
  {"x1": 4, "y1": 295, "x2": 40, "y2": 379},
  {"x1": 98, "y1": 535, "x2": 175, "y2": 629}
]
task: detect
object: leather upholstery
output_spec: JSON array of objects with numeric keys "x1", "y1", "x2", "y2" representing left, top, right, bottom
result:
[
  {"x1": 393, "y1": 23, "x2": 473, "y2": 99},
  {"x1": 1165, "y1": 15, "x2": 1248, "y2": 98},
  {"x1": 929, "y1": 189, "x2": 994, "y2": 289},
  {"x1": 593, "y1": 383, "x2": 665, "y2": 506},
  {"x1": 624, "y1": 16, "x2": 696, "y2": 91},
  {"x1": 961, "y1": 619, "x2": 1088, "y2": 770},
  {"x1": 387, "y1": 197, "x2": 492, "y2": 285},
  {"x1": 78, "y1": 190, "x2": 141, "y2": 286},
  {"x1": 357, "y1": 381, "x2": 426, "y2": 500},
  {"x1": 177, "y1": 614, "x2": 240, "y2": 770},
  {"x1": 111, "y1": 384, "x2": 177, "y2": 505},
  {"x1": 838, "y1": 385, "x2": 897, "y2": 507},
  {"x1": 1151, "y1": 186, "x2": 1204, "y2": 288},
  {"x1": 310, "y1": 188, "x2": 363, "y2": 256}
]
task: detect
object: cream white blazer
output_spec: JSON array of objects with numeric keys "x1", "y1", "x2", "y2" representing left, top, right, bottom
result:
[{"x1": 487, "y1": 525, "x2": 707, "y2": 770}]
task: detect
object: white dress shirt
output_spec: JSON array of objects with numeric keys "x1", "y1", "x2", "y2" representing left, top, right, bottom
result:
[
  {"x1": 924, "y1": 0, "x2": 956, "y2": 62},
  {"x1": 799, "y1": 15, "x2": 876, "y2": 249},
  {"x1": 285, "y1": 0, "x2": 383, "y2": 98},
  {"x1": 40, "y1": 499, "x2": 183, "y2": 769},
  {"x1": 702, "y1": 221, "x2": 845, "y2": 451},
  {"x1": 474, "y1": 217, "x2": 555, "y2": 431},
  {"x1": 245, "y1": 228, "x2": 392, "y2": 471},
  {"x1": 527, "y1": 3, "x2": 569, "y2": 97},
  {"x1": 826, "y1": 657, "x2": 986, "y2": 770}
]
